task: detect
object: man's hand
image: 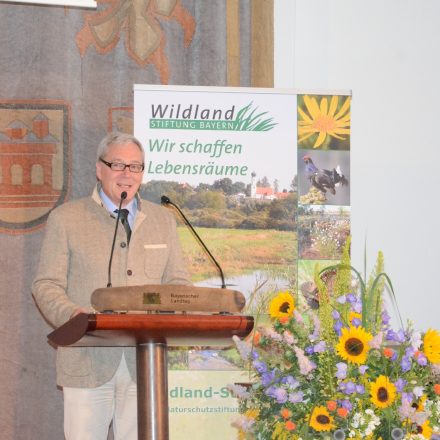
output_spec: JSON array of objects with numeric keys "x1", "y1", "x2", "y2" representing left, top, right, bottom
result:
[{"x1": 70, "y1": 307, "x2": 91, "y2": 319}]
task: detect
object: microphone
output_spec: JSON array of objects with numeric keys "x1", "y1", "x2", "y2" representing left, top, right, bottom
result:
[
  {"x1": 107, "y1": 191, "x2": 127, "y2": 288},
  {"x1": 161, "y1": 195, "x2": 226, "y2": 289}
]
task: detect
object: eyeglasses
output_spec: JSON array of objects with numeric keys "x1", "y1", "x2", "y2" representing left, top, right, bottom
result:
[{"x1": 99, "y1": 158, "x2": 145, "y2": 173}]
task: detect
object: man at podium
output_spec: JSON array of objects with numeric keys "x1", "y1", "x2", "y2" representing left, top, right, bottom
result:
[{"x1": 32, "y1": 132, "x2": 191, "y2": 440}]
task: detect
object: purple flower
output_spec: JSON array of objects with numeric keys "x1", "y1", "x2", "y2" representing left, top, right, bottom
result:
[
  {"x1": 416, "y1": 353, "x2": 428, "y2": 366},
  {"x1": 356, "y1": 384, "x2": 365, "y2": 394},
  {"x1": 288, "y1": 391, "x2": 304, "y2": 403},
  {"x1": 305, "y1": 346, "x2": 314, "y2": 355},
  {"x1": 400, "y1": 356, "x2": 411, "y2": 373},
  {"x1": 394, "y1": 378, "x2": 407, "y2": 393},
  {"x1": 253, "y1": 360, "x2": 267, "y2": 374},
  {"x1": 261, "y1": 370, "x2": 276, "y2": 387},
  {"x1": 334, "y1": 320, "x2": 343, "y2": 336},
  {"x1": 359, "y1": 365, "x2": 368, "y2": 375},
  {"x1": 346, "y1": 293, "x2": 356, "y2": 303},
  {"x1": 273, "y1": 387, "x2": 288, "y2": 404},
  {"x1": 339, "y1": 381, "x2": 356, "y2": 395},
  {"x1": 386, "y1": 329, "x2": 405, "y2": 343},
  {"x1": 336, "y1": 362, "x2": 348, "y2": 379},
  {"x1": 351, "y1": 317, "x2": 362, "y2": 327},
  {"x1": 339, "y1": 399, "x2": 353, "y2": 411},
  {"x1": 402, "y1": 392, "x2": 413, "y2": 403},
  {"x1": 332, "y1": 310, "x2": 340, "y2": 319},
  {"x1": 405, "y1": 346, "x2": 415, "y2": 358},
  {"x1": 337, "y1": 295, "x2": 347, "y2": 304},
  {"x1": 265, "y1": 386, "x2": 276, "y2": 398},
  {"x1": 353, "y1": 301, "x2": 362, "y2": 313},
  {"x1": 283, "y1": 376, "x2": 299, "y2": 391},
  {"x1": 313, "y1": 341, "x2": 326, "y2": 353},
  {"x1": 382, "y1": 309, "x2": 391, "y2": 326},
  {"x1": 345, "y1": 381, "x2": 356, "y2": 394}
]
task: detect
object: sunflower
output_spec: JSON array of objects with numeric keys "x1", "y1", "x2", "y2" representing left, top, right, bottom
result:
[
  {"x1": 309, "y1": 406, "x2": 335, "y2": 432},
  {"x1": 298, "y1": 95, "x2": 351, "y2": 148},
  {"x1": 370, "y1": 375, "x2": 397, "y2": 408},
  {"x1": 423, "y1": 328, "x2": 440, "y2": 364},
  {"x1": 336, "y1": 326, "x2": 373, "y2": 364},
  {"x1": 269, "y1": 292, "x2": 295, "y2": 320}
]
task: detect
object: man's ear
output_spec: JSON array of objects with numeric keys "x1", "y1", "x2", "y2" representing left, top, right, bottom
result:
[{"x1": 96, "y1": 162, "x2": 102, "y2": 181}]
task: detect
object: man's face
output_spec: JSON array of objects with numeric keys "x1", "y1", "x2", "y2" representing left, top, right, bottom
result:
[{"x1": 96, "y1": 142, "x2": 144, "y2": 206}]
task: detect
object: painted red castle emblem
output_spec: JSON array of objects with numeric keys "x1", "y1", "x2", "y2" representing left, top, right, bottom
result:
[{"x1": 0, "y1": 102, "x2": 70, "y2": 234}]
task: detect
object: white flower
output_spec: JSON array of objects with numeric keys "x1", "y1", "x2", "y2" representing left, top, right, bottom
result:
[
  {"x1": 413, "y1": 386, "x2": 424, "y2": 398},
  {"x1": 410, "y1": 331, "x2": 422, "y2": 350}
]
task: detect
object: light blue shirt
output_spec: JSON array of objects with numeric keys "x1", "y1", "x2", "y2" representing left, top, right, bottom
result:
[{"x1": 99, "y1": 188, "x2": 137, "y2": 229}]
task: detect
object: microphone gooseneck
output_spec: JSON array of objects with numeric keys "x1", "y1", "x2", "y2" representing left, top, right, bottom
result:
[
  {"x1": 161, "y1": 195, "x2": 226, "y2": 289},
  {"x1": 107, "y1": 192, "x2": 127, "y2": 288}
]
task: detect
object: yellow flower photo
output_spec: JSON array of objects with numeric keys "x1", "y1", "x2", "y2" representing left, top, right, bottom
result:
[
  {"x1": 370, "y1": 375, "x2": 397, "y2": 408},
  {"x1": 298, "y1": 95, "x2": 351, "y2": 149},
  {"x1": 336, "y1": 326, "x2": 372, "y2": 364}
]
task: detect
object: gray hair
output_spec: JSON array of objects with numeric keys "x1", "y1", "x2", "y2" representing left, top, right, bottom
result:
[{"x1": 96, "y1": 132, "x2": 144, "y2": 161}]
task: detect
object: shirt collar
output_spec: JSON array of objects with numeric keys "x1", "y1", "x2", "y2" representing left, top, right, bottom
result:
[{"x1": 99, "y1": 188, "x2": 137, "y2": 227}]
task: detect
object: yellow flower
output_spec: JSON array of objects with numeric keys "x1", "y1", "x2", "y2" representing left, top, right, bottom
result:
[
  {"x1": 298, "y1": 95, "x2": 351, "y2": 148},
  {"x1": 269, "y1": 292, "x2": 295, "y2": 321},
  {"x1": 245, "y1": 408, "x2": 259, "y2": 420},
  {"x1": 336, "y1": 326, "x2": 372, "y2": 364},
  {"x1": 370, "y1": 375, "x2": 397, "y2": 408},
  {"x1": 423, "y1": 328, "x2": 440, "y2": 364},
  {"x1": 309, "y1": 406, "x2": 335, "y2": 432},
  {"x1": 418, "y1": 420, "x2": 433, "y2": 438}
]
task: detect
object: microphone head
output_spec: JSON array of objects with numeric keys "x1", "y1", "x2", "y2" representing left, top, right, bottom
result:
[
  {"x1": 161, "y1": 195, "x2": 171, "y2": 205},
  {"x1": 120, "y1": 191, "x2": 127, "y2": 200}
]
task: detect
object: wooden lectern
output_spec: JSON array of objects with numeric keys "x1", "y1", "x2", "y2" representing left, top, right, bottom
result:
[{"x1": 48, "y1": 300, "x2": 254, "y2": 440}]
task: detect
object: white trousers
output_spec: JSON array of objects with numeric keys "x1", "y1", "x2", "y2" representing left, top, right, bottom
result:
[{"x1": 63, "y1": 354, "x2": 137, "y2": 440}]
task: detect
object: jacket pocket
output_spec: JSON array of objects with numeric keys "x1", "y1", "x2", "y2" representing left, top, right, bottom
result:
[{"x1": 58, "y1": 347, "x2": 91, "y2": 377}]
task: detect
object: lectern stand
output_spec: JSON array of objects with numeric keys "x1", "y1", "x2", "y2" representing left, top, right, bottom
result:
[{"x1": 48, "y1": 312, "x2": 254, "y2": 440}]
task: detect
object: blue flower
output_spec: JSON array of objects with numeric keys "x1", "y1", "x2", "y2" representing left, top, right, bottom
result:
[
  {"x1": 382, "y1": 309, "x2": 391, "y2": 326},
  {"x1": 334, "y1": 320, "x2": 343, "y2": 336},
  {"x1": 313, "y1": 341, "x2": 326, "y2": 353},
  {"x1": 351, "y1": 317, "x2": 362, "y2": 327},
  {"x1": 337, "y1": 295, "x2": 347, "y2": 304},
  {"x1": 305, "y1": 346, "x2": 314, "y2": 355},
  {"x1": 253, "y1": 360, "x2": 267, "y2": 374},
  {"x1": 416, "y1": 353, "x2": 428, "y2": 366},
  {"x1": 394, "y1": 378, "x2": 407, "y2": 393},
  {"x1": 336, "y1": 362, "x2": 348, "y2": 379},
  {"x1": 359, "y1": 365, "x2": 368, "y2": 375},
  {"x1": 339, "y1": 399, "x2": 353, "y2": 411},
  {"x1": 283, "y1": 375, "x2": 300, "y2": 390},
  {"x1": 346, "y1": 293, "x2": 356, "y2": 303},
  {"x1": 261, "y1": 369, "x2": 277, "y2": 386},
  {"x1": 274, "y1": 387, "x2": 288, "y2": 404},
  {"x1": 355, "y1": 384, "x2": 365, "y2": 394},
  {"x1": 400, "y1": 356, "x2": 411, "y2": 373},
  {"x1": 288, "y1": 391, "x2": 304, "y2": 403}
]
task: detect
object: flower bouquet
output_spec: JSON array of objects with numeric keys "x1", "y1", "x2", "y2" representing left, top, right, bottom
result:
[{"x1": 231, "y1": 246, "x2": 440, "y2": 439}]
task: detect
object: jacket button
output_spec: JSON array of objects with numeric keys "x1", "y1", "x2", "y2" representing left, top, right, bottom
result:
[
  {"x1": 127, "y1": 270, "x2": 132, "y2": 276},
  {"x1": 120, "y1": 242, "x2": 127, "y2": 248}
]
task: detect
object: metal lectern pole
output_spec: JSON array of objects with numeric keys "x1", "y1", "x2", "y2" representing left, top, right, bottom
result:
[{"x1": 136, "y1": 342, "x2": 169, "y2": 440}]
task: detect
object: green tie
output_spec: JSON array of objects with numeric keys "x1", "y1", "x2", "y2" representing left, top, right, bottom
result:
[{"x1": 117, "y1": 209, "x2": 131, "y2": 244}]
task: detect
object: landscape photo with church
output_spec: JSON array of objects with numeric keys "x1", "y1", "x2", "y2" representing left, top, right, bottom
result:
[{"x1": 140, "y1": 173, "x2": 297, "y2": 370}]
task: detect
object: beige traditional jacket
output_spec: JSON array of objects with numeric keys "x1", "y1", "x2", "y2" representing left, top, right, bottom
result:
[{"x1": 32, "y1": 186, "x2": 191, "y2": 388}]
